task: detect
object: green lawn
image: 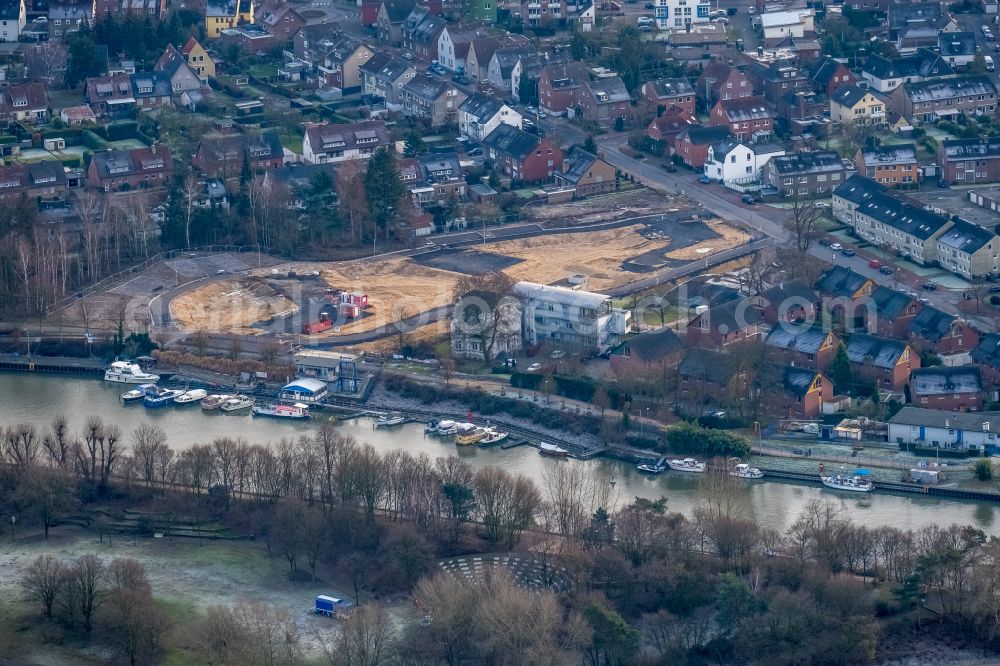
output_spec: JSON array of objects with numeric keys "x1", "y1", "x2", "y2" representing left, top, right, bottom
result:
[
  {"x1": 280, "y1": 132, "x2": 303, "y2": 155},
  {"x1": 249, "y1": 64, "x2": 279, "y2": 79}
]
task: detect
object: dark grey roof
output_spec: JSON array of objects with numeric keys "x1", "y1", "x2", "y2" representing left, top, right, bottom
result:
[
  {"x1": 861, "y1": 144, "x2": 917, "y2": 167},
  {"x1": 846, "y1": 333, "x2": 908, "y2": 369},
  {"x1": 856, "y1": 191, "x2": 950, "y2": 241},
  {"x1": 834, "y1": 174, "x2": 889, "y2": 206},
  {"x1": 681, "y1": 125, "x2": 732, "y2": 145},
  {"x1": 409, "y1": 13, "x2": 445, "y2": 43},
  {"x1": 935, "y1": 218, "x2": 997, "y2": 256},
  {"x1": 889, "y1": 406, "x2": 1000, "y2": 431},
  {"x1": 26, "y1": 161, "x2": 67, "y2": 187},
  {"x1": 587, "y1": 77, "x2": 631, "y2": 104},
  {"x1": 459, "y1": 92, "x2": 503, "y2": 120},
  {"x1": 559, "y1": 146, "x2": 600, "y2": 184},
  {"x1": 864, "y1": 48, "x2": 953, "y2": 81},
  {"x1": 360, "y1": 52, "x2": 413, "y2": 82},
  {"x1": 265, "y1": 162, "x2": 335, "y2": 186},
  {"x1": 971, "y1": 333, "x2": 1000, "y2": 370},
  {"x1": 888, "y1": 1, "x2": 941, "y2": 32},
  {"x1": 716, "y1": 96, "x2": 772, "y2": 122},
  {"x1": 760, "y1": 278, "x2": 818, "y2": 306},
  {"x1": 382, "y1": 0, "x2": 416, "y2": 22},
  {"x1": 911, "y1": 366, "x2": 982, "y2": 396},
  {"x1": 831, "y1": 84, "x2": 870, "y2": 108},
  {"x1": 938, "y1": 31, "x2": 977, "y2": 58},
  {"x1": 620, "y1": 327, "x2": 684, "y2": 363},
  {"x1": 902, "y1": 76, "x2": 997, "y2": 104},
  {"x1": 130, "y1": 71, "x2": 171, "y2": 99},
  {"x1": 770, "y1": 150, "x2": 844, "y2": 176},
  {"x1": 693, "y1": 300, "x2": 764, "y2": 336},
  {"x1": 870, "y1": 286, "x2": 915, "y2": 319},
  {"x1": 0, "y1": 0, "x2": 19, "y2": 19},
  {"x1": 942, "y1": 138, "x2": 1000, "y2": 161},
  {"x1": 403, "y1": 73, "x2": 451, "y2": 101},
  {"x1": 764, "y1": 325, "x2": 830, "y2": 355},
  {"x1": 543, "y1": 62, "x2": 590, "y2": 89},
  {"x1": 811, "y1": 57, "x2": 847, "y2": 86},
  {"x1": 908, "y1": 306, "x2": 956, "y2": 342},
  {"x1": 780, "y1": 366, "x2": 823, "y2": 397},
  {"x1": 197, "y1": 131, "x2": 283, "y2": 163},
  {"x1": 483, "y1": 123, "x2": 539, "y2": 159},
  {"x1": 816, "y1": 265, "x2": 870, "y2": 297},
  {"x1": 645, "y1": 78, "x2": 695, "y2": 99},
  {"x1": 679, "y1": 348, "x2": 735, "y2": 382},
  {"x1": 418, "y1": 152, "x2": 463, "y2": 180},
  {"x1": 492, "y1": 47, "x2": 532, "y2": 77}
]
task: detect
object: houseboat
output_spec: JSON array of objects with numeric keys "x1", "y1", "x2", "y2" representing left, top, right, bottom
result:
[
  {"x1": 730, "y1": 463, "x2": 764, "y2": 480},
  {"x1": 821, "y1": 470, "x2": 874, "y2": 493},
  {"x1": 375, "y1": 414, "x2": 406, "y2": 428},
  {"x1": 220, "y1": 395, "x2": 254, "y2": 412},
  {"x1": 105, "y1": 360, "x2": 160, "y2": 384},
  {"x1": 143, "y1": 386, "x2": 183, "y2": 408},
  {"x1": 455, "y1": 425, "x2": 487, "y2": 446},
  {"x1": 667, "y1": 458, "x2": 707, "y2": 473},
  {"x1": 252, "y1": 402, "x2": 311, "y2": 419},
  {"x1": 174, "y1": 388, "x2": 209, "y2": 405},
  {"x1": 201, "y1": 394, "x2": 231, "y2": 411},
  {"x1": 434, "y1": 420, "x2": 458, "y2": 436},
  {"x1": 539, "y1": 442, "x2": 569, "y2": 458}
]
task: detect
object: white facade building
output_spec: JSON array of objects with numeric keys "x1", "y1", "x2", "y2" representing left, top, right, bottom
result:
[
  {"x1": 654, "y1": 0, "x2": 710, "y2": 31},
  {"x1": 458, "y1": 93, "x2": 522, "y2": 141},
  {"x1": 759, "y1": 9, "x2": 814, "y2": 41},
  {"x1": 513, "y1": 281, "x2": 631, "y2": 354},
  {"x1": 704, "y1": 140, "x2": 785, "y2": 186},
  {"x1": 889, "y1": 406, "x2": 1000, "y2": 452}
]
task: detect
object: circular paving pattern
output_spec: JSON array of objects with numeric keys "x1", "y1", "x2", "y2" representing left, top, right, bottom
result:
[{"x1": 437, "y1": 554, "x2": 571, "y2": 592}]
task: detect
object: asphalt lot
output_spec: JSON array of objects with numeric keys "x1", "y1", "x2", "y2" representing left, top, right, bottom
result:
[
  {"x1": 414, "y1": 249, "x2": 525, "y2": 275},
  {"x1": 908, "y1": 187, "x2": 1000, "y2": 232}
]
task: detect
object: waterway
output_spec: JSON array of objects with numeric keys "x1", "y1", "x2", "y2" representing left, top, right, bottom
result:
[{"x1": 1, "y1": 374, "x2": 997, "y2": 535}]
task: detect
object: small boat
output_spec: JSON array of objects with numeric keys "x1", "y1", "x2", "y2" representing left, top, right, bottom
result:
[
  {"x1": 201, "y1": 394, "x2": 230, "y2": 411},
  {"x1": 220, "y1": 395, "x2": 254, "y2": 412},
  {"x1": 667, "y1": 458, "x2": 707, "y2": 473},
  {"x1": 120, "y1": 383, "x2": 155, "y2": 403},
  {"x1": 143, "y1": 386, "x2": 184, "y2": 408},
  {"x1": 424, "y1": 419, "x2": 440, "y2": 433},
  {"x1": 539, "y1": 442, "x2": 569, "y2": 458},
  {"x1": 730, "y1": 463, "x2": 764, "y2": 480},
  {"x1": 105, "y1": 360, "x2": 160, "y2": 384},
  {"x1": 375, "y1": 414, "x2": 406, "y2": 428},
  {"x1": 434, "y1": 420, "x2": 458, "y2": 436},
  {"x1": 822, "y1": 470, "x2": 874, "y2": 493},
  {"x1": 455, "y1": 424, "x2": 487, "y2": 446},
  {"x1": 174, "y1": 388, "x2": 209, "y2": 405},
  {"x1": 253, "y1": 402, "x2": 311, "y2": 419},
  {"x1": 637, "y1": 456, "x2": 668, "y2": 474},
  {"x1": 478, "y1": 429, "x2": 509, "y2": 447}
]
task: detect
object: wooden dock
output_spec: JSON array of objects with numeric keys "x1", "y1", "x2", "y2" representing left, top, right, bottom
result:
[{"x1": 0, "y1": 354, "x2": 104, "y2": 376}]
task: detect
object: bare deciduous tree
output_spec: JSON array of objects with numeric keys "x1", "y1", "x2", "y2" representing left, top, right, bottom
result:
[
  {"x1": 329, "y1": 603, "x2": 395, "y2": 666},
  {"x1": 69, "y1": 554, "x2": 108, "y2": 632},
  {"x1": 20, "y1": 555, "x2": 65, "y2": 619}
]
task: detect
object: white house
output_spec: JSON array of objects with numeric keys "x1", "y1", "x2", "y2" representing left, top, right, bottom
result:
[
  {"x1": 437, "y1": 26, "x2": 476, "y2": 73},
  {"x1": 512, "y1": 281, "x2": 631, "y2": 355},
  {"x1": 704, "y1": 140, "x2": 785, "y2": 186},
  {"x1": 302, "y1": 119, "x2": 389, "y2": 164},
  {"x1": 653, "y1": 0, "x2": 709, "y2": 31},
  {"x1": 487, "y1": 47, "x2": 529, "y2": 93},
  {"x1": 0, "y1": 0, "x2": 25, "y2": 42},
  {"x1": 760, "y1": 9, "x2": 814, "y2": 41},
  {"x1": 888, "y1": 406, "x2": 1000, "y2": 453},
  {"x1": 458, "y1": 93, "x2": 522, "y2": 141}
]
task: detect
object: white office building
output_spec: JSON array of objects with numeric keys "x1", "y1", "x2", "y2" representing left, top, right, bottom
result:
[{"x1": 513, "y1": 281, "x2": 631, "y2": 354}]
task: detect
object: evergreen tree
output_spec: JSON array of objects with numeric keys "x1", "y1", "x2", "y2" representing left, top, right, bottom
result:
[
  {"x1": 518, "y1": 71, "x2": 538, "y2": 106},
  {"x1": 583, "y1": 135, "x2": 598, "y2": 154},
  {"x1": 403, "y1": 131, "x2": 426, "y2": 157},
  {"x1": 365, "y1": 147, "x2": 405, "y2": 238},
  {"x1": 66, "y1": 30, "x2": 105, "y2": 88},
  {"x1": 829, "y1": 342, "x2": 853, "y2": 394}
]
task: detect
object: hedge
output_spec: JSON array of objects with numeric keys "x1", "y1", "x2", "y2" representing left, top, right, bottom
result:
[
  {"x1": 663, "y1": 421, "x2": 751, "y2": 459},
  {"x1": 510, "y1": 372, "x2": 598, "y2": 402},
  {"x1": 82, "y1": 130, "x2": 106, "y2": 150}
]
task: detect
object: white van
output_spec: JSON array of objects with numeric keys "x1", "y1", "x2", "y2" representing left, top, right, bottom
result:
[{"x1": 987, "y1": 56, "x2": 996, "y2": 71}]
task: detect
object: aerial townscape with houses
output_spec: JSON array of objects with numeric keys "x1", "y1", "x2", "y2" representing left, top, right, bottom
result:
[{"x1": 10, "y1": 0, "x2": 1000, "y2": 662}]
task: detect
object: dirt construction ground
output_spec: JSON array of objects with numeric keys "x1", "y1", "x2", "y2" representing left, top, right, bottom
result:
[{"x1": 170, "y1": 278, "x2": 297, "y2": 334}]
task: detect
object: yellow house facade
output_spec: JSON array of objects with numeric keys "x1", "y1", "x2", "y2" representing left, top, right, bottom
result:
[
  {"x1": 205, "y1": 0, "x2": 254, "y2": 38},
  {"x1": 182, "y1": 37, "x2": 216, "y2": 81},
  {"x1": 830, "y1": 84, "x2": 886, "y2": 125}
]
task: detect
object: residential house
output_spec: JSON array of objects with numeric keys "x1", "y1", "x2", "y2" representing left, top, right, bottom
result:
[
  {"x1": 760, "y1": 9, "x2": 815, "y2": 45},
  {"x1": 487, "y1": 46, "x2": 531, "y2": 93},
  {"x1": 640, "y1": 78, "x2": 696, "y2": 115},
  {"x1": 908, "y1": 306, "x2": 981, "y2": 357},
  {"x1": 458, "y1": 93, "x2": 521, "y2": 141},
  {"x1": 205, "y1": 0, "x2": 250, "y2": 39},
  {"x1": 217, "y1": 24, "x2": 276, "y2": 54},
  {"x1": 437, "y1": 25, "x2": 476, "y2": 73},
  {"x1": 360, "y1": 52, "x2": 416, "y2": 106},
  {"x1": 939, "y1": 138, "x2": 1000, "y2": 185},
  {"x1": 850, "y1": 186, "x2": 953, "y2": 265},
  {"x1": 646, "y1": 106, "x2": 696, "y2": 144},
  {"x1": 888, "y1": 1, "x2": 953, "y2": 53},
  {"x1": 668, "y1": 26, "x2": 730, "y2": 62},
  {"x1": 0, "y1": 160, "x2": 69, "y2": 203},
  {"x1": 830, "y1": 84, "x2": 887, "y2": 125},
  {"x1": 538, "y1": 62, "x2": 590, "y2": 116},
  {"x1": 0, "y1": 0, "x2": 25, "y2": 42},
  {"x1": 193, "y1": 132, "x2": 284, "y2": 179},
  {"x1": 761, "y1": 364, "x2": 832, "y2": 419},
  {"x1": 451, "y1": 291, "x2": 521, "y2": 361},
  {"x1": 862, "y1": 48, "x2": 954, "y2": 94},
  {"x1": 676, "y1": 348, "x2": 735, "y2": 413},
  {"x1": 709, "y1": 96, "x2": 773, "y2": 142},
  {"x1": 761, "y1": 150, "x2": 848, "y2": 197},
  {"x1": 465, "y1": 36, "x2": 498, "y2": 82},
  {"x1": 740, "y1": 55, "x2": 807, "y2": 105},
  {"x1": 696, "y1": 60, "x2": 753, "y2": 107},
  {"x1": 553, "y1": 147, "x2": 617, "y2": 197},
  {"x1": 892, "y1": 76, "x2": 998, "y2": 123},
  {"x1": 653, "y1": 0, "x2": 710, "y2": 31},
  {"x1": 181, "y1": 37, "x2": 215, "y2": 83},
  {"x1": 464, "y1": 0, "x2": 494, "y2": 23},
  {"x1": 312, "y1": 35, "x2": 375, "y2": 91},
  {"x1": 255, "y1": 0, "x2": 305, "y2": 41},
  {"x1": 910, "y1": 366, "x2": 984, "y2": 411},
  {"x1": 49, "y1": 1, "x2": 93, "y2": 37},
  {"x1": 401, "y1": 6, "x2": 445, "y2": 62},
  {"x1": 888, "y1": 406, "x2": 1000, "y2": 453},
  {"x1": 0, "y1": 83, "x2": 47, "y2": 123},
  {"x1": 846, "y1": 333, "x2": 919, "y2": 393},
  {"x1": 704, "y1": 139, "x2": 785, "y2": 185},
  {"x1": 87, "y1": 146, "x2": 173, "y2": 191},
  {"x1": 856, "y1": 145, "x2": 919, "y2": 188},
  {"x1": 482, "y1": 123, "x2": 563, "y2": 183},
  {"x1": 764, "y1": 325, "x2": 840, "y2": 371},
  {"x1": 674, "y1": 125, "x2": 732, "y2": 169},
  {"x1": 155, "y1": 44, "x2": 203, "y2": 95},
  {"x1": 418, "y1": 152, "x2": 466, "y2": 203},
  {"x1": 816, "y1": 265, "x2": 875, "y2": 330},
  {"x1": 60, "y1": 105, "x2": 97, "y2": 125},
  {"x1": 130, "y1": 71, "x2": 172, "y2": 110},
  {"x1": 816, "y1": 265, "x2": 875, "y2": 300},
  {"x1": 686, "y1": 299, "x2": 765, "y2": 348},
  {"x1": 935, "y1": 218, "x2": 1000, "y2": 279},
  {"x1": 402, "y1": 74, "x2": 466, "y2": 127},
  {"x1": 302, "y1": 119, "x2": 389, "y2": 164},
  {"x1": 869, "y1": 286, "x2": 922, "y2": 338},
  {"x1": 755, "y1": 278, "x2": 819, "y2": 325},
  {"x1": 576, "y1": 77, "x2": 632, "y2": 127},
  {"x1": 939, "y1": 31, "x2": 978, "y2": 68},
  {"x1": 513, "y1": 281, "x2": 631, "y2": 355},
  {"x1": 375, "y1": 0, "x2": 415, "y2": 45},
  {"x1": 832, "y1": 173, "x2": 889, "y2": 224},
  {"x1": 84, "y1": 73, "x2": 136, "y2": 118},
  {"x1": 971, "y1": 333, "x2": 1000, "y2": 400},
  {"x1": 610, "y1": 327, "x2": 685, "y2": 377},
  {"x1": 810, "y1": 56, "x2": 856, "y2": 97}
]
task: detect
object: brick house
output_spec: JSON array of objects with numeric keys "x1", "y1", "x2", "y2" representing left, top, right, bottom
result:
[
  {"x1": 740, "y1": 56, "x2": 808, "y2": 105},
  {"x1": 610, "y1": 327, "x2": 685, "y2": 377},
  {"x1": 764, "y1": 325, "x2": 841, "y2": 371},
  {"x1": 538, "y1": 62, "x2": 589, "y2": 115},
  {"x1": 255, "y1": 0, "x2": 305, "y2": 40},
  {"x1": 856, "y1": 144, "x2": 919, "y2": 188},
  {"x1": 376, "y1": 0, "x2": 416, "y2": 45},
  {"x1": 939, "y1": 138, "x2": 1000, "y2": 186},
  {"x1": 846, "y1": 333, "x2": 919, "y2": 393},
  {"x1": 696, "y1": 60, "x2": 753, "y2": 107},
  {"x1": 193, "y1": 132, "x2": 284, "y2": 179},
  {"x1": 891, "y1": 76, "x2": 998, "y2": 124},
  {"x1": 709, "y1": 96, "x2": 773, "y2": 142},
  {"x1": 908, "y1": 306, "x2": 980, "y2": 357},
  {"x1": 810, "y1": 56, "x2": 857, "y2": 97},
  {"x1": 815, "y1": 265, "x2": 875, "y2": 331},
  {"x1": 87, "y1": 146, "x2": 173, "y2": 191},
  {"x1": 910, "y1": 366, "x2": 984, "y2": 411},
  {"x1": 674, "y1": 125, "x2": 732, "y2": 169},
  {"x1": 870, "y1": 286, "x2": 922, "y2": 339},
  {"x1": 686, "y1": 299, "x2": 765, "y2": 348},
  {"x1": 553, "y1": 147, "x2": 617, "y2": 197},
  {"x1": 640, "y1": 78, "x2": 696, "y2": 115},
  {"x1": 761, "y1": 365, "x2": 833, "y2": 419},
  {"x1": 0, "y1": 83, "x2": 47, "y2": 124},
  {"x1": 401, "y1": 6, "x2": 445, "y2": 62},
  {"x1": 482, "y1": 124, "x2": 563, "y2": 183},
  {"x1": 646, "y1": 106, "x2": 696, "y2": 144},
  {"x1": 576, "y1": 77, "x2": 632, "y2": 128},
  {"x1": 754, "y1": 278, "x2": 819, "y2": 324},
  {"x1": 761, "y1": 150, "x2": 848, "y2": 197},
  {"x1": 971, "y1": 333, "x2": 1000, "y2": 402},
  {"x1": 0, "y1": 161, "x2": 70, "y2": 203}
]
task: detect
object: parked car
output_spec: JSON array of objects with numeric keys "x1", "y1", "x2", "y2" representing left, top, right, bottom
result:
[
  {"x1": 402, "y1": 51, "x2": 413, "y2": 60},
  {"x1": 526, "y1": 363, "x2": 542, "y2": 372},
  {"x1": 989, "y1": 285, "x2": 1000, "y2": 293},
  {"x1": 818, "y1": 238, "x2": 831, "y2": 247},
  {"x1": 522, "y1": 117, "x2": 535, "y2": 128},
  {"x1": 741, "y1": 194, "x2": 755, "y2": 204},
  {"x1": 698, "y1": 174, "x2": 713, "y2": 184},
  {"x1": 879, "y1": 265, "x2": 894, "y2": 275},
  {"x1": 841, "y1": 248, "x2": 855, "y2": 257},
  {"x1": 452, "y1": 74, "x2": 470, "y2": 84},
  {"x1": 922, "y1": 281, "x2": 938, "y2": 291},
  {"x1": 467, "y1": 147, "x2": 483, "y2": 156},
  {"x1": 830, "y1": 242, "x2": 842, "y2": 251},
  {"x1": 869, "y1": 259, "x2": 881, "y2": 269}
]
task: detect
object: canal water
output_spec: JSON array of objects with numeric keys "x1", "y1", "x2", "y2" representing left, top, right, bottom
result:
[{"x1": 0, "y1": 374, "x2": 995, "y2": 535}]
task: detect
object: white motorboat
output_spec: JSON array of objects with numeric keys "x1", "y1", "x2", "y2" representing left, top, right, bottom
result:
[
  {"x1": 252, "y1": 402, "x2": 311, "y2": 419},
  {"x1": 434, "y1": 420, "x2": 458, "y2": 436},
  {"x1": 539, "y1": 442, "x2": 569, "y2": 458},
  {"x1": 637, "y1": 456, "x2": 668, "y2": 474},
  {"x1": 120, "y1": 384, "x2": 154, "y2": 403},
  {"x1": 174, "y1": 388, "x2": 209, "y2": 405},
  {"x1": 375, "y1": 414, "x2": 406, "y2": 428},
  {"x1": 667, "y1": 458, "x2": 707, "y2": 473},
  {"x1": 143, "y1": 386, "x2": 184, "y2": 408},
  {"x1": 730, "y1": 463, "x2": 764, "y2": 480},
  {"x1": 105, "y1": 360, "x2": 160, "y2": 384},
  {"x1": 201, "y1": 394, "x2": 231, "y2": 411},
  {"x1": 220, "y1": 395, "x2": 254, "y2": 412},
  {"x1": 821, "y1": 472, "x2": 874, "y2": 493},
  {"x1": 478, "y1": 429, "x2": 509, "y2": 446}
]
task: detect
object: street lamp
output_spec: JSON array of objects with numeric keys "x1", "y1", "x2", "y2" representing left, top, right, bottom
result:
[{"x1": 9, "y1": 515, "x2": 15, "y2": 542}]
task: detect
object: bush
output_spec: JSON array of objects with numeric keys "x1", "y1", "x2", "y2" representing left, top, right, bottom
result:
[
  {"x1": 663, "y1": 421, "x2": 751, "y2": 458},
  {"x1": 975, "y1": 458, "x2": 993, "y2": 481}
]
